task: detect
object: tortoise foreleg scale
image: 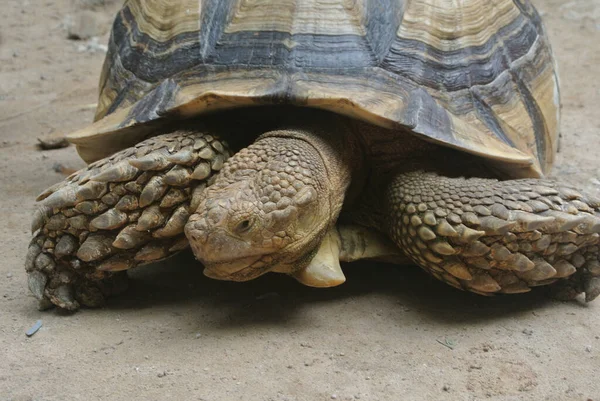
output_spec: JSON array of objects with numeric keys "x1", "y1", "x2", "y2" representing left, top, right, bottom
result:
[
  {"x1": 26, "y1": 129, "x2": 231, "y2": 310},
  {"x1": 383, "y1": 170, "x2": 600, "y2": 301}
]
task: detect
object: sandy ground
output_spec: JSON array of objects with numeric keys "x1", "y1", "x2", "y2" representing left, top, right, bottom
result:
[{"x1": 1, "y1": 1, "x2": 599, "y2": 400}]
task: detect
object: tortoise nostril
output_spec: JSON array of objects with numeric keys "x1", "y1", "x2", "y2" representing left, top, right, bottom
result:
[{"x1": 187, "y1": 229, "x2": 207, "y2": 244}]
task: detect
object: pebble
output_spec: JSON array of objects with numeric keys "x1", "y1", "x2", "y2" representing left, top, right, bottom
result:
[
  {"x1": 157, "y1": 371, "x2": 167, "y2": 378},
  {"x1": 331, "y1": 395, "x2": 337, "y2": 400},
  {"x1": 66, "y1": 10, "x2": 109, "y2": 40},
  {"x1": 37, "y1": 136, "x2": 69, "y2": 150},
  {"x1": 585, "y1": 345, "x2": 592, "y2": 353},
  {"x1": 76, "y1": 37, "x2": 108, "y2": 53},
  {"x1": 6, "y1": 273, "x2": 13, "y2": 278},
  {"x1": 52, "y1": 163, "x2": 76, "y2": 175},
  {"x1": 522, "y1": 328, "x2": 534, "y2": 336},
  {"x1": 195, "y1": 333, "x2": 202, "y2": 339}
]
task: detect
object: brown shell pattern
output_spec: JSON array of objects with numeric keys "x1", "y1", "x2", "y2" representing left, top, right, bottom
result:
[{"x1": 70, "y1": 0, "x2": 560, "y2": 178}]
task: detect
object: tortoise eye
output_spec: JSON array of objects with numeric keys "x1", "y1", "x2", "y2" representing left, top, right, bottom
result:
[{"x1": 234, "y1": 218, "x2": 254, "y2": 235}]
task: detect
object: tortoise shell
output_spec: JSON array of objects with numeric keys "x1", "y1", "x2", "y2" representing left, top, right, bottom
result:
[{"x1": 68, "y1": 0, "x2": 560, "y2": 178}]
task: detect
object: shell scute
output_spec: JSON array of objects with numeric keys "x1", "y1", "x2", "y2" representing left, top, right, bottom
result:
[{"x1": 70, "y1": 0, "x2": 558, "y2": 178}]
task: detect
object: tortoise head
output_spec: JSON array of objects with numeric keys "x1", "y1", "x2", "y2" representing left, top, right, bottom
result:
[{"x1": 185, "y1": 130, "x2": 339, "y2": 282}]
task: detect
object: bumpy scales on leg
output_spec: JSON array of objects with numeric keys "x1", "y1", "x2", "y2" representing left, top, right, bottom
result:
[
  {"x1": 385, "y1": 171, "x2": 600, "y2": 301},
  {"x1": 26, "y1": 129, "x2": 231, "y2": 310}
]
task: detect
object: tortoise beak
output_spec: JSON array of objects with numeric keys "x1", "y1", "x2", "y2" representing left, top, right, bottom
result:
[
  {"x1": 202, "y1": 255, "x2": 274, "y2": 282},
  {"x1": 201, "y1": 255, "x2": 263, "y2": 278}
]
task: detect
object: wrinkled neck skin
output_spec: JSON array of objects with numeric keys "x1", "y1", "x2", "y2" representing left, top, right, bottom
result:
[{"x1": 185, "y1": 116, "x2": 363, "y2": 282}]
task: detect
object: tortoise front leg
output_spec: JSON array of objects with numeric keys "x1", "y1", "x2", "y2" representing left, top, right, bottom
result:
[
  {"x1": 26, "y1": 129, "x2": 231, "y2": 310},
  {"x1": 383, "y1": 171, "x2": 600, "y2": 301}
]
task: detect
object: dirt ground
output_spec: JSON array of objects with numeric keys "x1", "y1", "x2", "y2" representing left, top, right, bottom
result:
[{"x1": 1, "y1": 1, "x2": 599, "y2": 400}]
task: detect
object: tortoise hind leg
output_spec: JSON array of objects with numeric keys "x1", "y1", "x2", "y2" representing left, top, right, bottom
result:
[
  {"x1": 26, "y1": 129, "x2": 231, "y2": 310},
  {"x1": 383, "y1": 170, "x2": 600, "y2": 301}
]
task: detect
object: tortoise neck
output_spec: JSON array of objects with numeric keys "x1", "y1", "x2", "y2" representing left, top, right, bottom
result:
[{"x1": 256, "y1": 119, "x2": 364, "y2": 224}]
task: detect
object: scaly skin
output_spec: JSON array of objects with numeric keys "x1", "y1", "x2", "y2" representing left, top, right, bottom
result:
[
  {"x1": 26, "y1": 129, "x2": 231, "y2": 310},
  {"x1": 27, "y1": 117, "x2": 600, "y2": 309},
  {"x1": 190, "y1": 121, "x2": 600, "y2": 302},
  {"x1": 382, "y1": 171, "x2": 600, "y2": 301},
  {"x1": 185, "y1": 128, "x2": 356, "y2": 281}
]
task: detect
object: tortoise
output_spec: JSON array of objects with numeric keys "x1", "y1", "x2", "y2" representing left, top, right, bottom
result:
[{"x1": 26, "y1": 0, "x2": 600, "y2": 311}]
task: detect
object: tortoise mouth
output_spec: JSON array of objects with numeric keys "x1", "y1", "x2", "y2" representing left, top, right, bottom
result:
[
  {"x1": 202, "y1": 255, "x2": 261, "y2": 275},
  {"x1": 202, "y1": 255, "x2": 273, "y2": 282}
]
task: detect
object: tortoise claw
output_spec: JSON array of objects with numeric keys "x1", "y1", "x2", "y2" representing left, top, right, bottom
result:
[
  {"x1": 584, "y1": 276, "x2": 600, "y2": 302},
  {"x1": 48, "y1": 285, "x2": 79, "y2": 311},
  {"x1": 27, "y1": 270, "x2": 48, "y2": 300}
]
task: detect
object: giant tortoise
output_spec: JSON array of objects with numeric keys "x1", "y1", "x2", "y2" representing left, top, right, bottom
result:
[{"x1": 26, "y1": 0, "x2": 600, "y2": 310}]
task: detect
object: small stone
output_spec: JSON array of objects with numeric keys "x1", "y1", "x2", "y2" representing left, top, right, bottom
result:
[
  {"x1": 585, "y1": 345, "x2": 592, "y2": 353},
  {"x1": 66, "y1": 10, "x2": 110, "y2": 40},
  {"x1": 522, "y1": 328, "x2": 533, "y2": 336},
  {"x1": 195, "y1": 333, "x2": 202, "y2": 339},
  {"x1": 37, "y1": 136, "x2": 69, "y2": 150},
  {"x1": 157, "y1": 371, "x2": 167, "y2": 378},
  {"x1": 443, "y1": 385, "x2": 450, "y2": 392},
  {"x1": 76, "y1": 37, "x2": 108, "y2": 53},
  {"x1": 331, "y1": 395, "x2": 337, "y2": 399},
  {"x1": 6, "y1": 273, "x2": 12, "y2": 278}
]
